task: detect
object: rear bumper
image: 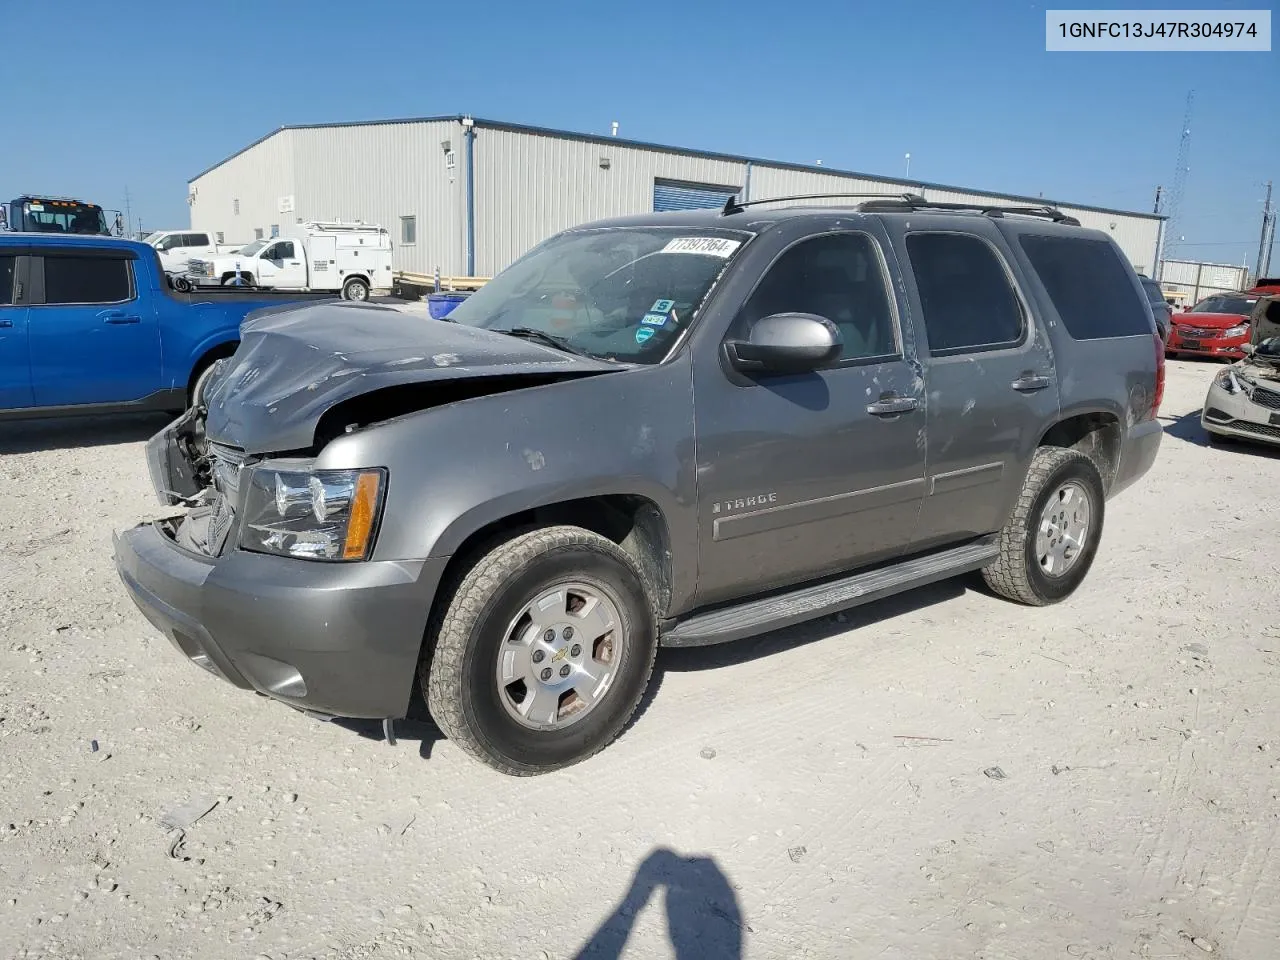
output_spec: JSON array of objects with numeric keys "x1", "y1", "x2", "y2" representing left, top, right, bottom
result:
[
  {"x1": 113, "y1": 519, "x2": 449, "y2": 719},
  {"x1": 1110, "y1": 418, "x2": 1163, "y2": 498}
]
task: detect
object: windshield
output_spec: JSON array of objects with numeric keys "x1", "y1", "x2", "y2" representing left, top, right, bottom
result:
[
  {"x1": 18, "y1": 200, "x2": 107, "y2": 235},
  {"x1": 142, "y1": 231, "x2": 163, "y2": 245},
  {"x1": 1192, "y1": 295, "x2": 1257, "y2": 316},
  {"x1": 445, "y1": 227, "x2": 749, "y2": 362},
  {"x1": 236, "y1": 240, "x2": 268, "y2": 257}
]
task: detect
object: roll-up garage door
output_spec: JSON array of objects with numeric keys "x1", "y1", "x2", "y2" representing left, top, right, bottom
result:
[{"x1": 653, "y1": 179, "x2": 740, "y2": 212}]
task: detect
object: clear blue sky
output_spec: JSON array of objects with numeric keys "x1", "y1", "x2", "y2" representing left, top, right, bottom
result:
[{"x1": 1, "y1": 0, "x2": 1275, "y2": 269}]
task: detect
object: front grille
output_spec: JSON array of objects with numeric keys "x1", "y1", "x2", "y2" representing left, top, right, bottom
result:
[
  {"x1": 1177, "y1": 326, "x2": 1228, "y2": 339},
  {"x1": 206, "y1": 443, "x2": 246, "y2": 556},
  {"x1": 1251, "y1": 385, "x2": 1280, "y2": 410},
  {"x1": 1233, "y1": 420, "x2": 1280, "y2": 441}
]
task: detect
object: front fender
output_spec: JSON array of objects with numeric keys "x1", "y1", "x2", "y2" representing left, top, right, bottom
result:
[{"x1": 313, "y1": 359, "x2": 700, "y2": 609}]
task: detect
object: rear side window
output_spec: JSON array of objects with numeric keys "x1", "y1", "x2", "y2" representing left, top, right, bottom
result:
[
  {"x1": 43, "y1": 256, "x2": 133, "y2": 305},
  {"x1": 1019, "y1": 235, "x2": 1151, "y2": 339},
  {"x1": 0, "y1": 256, "x2": 15, "y2": 305},
  {"x1": 189, "y1": 233, "x2": 209, "y2": 246},
  {"x1": 906, "y1": 232, "x2": 1025, "y2": 354}
]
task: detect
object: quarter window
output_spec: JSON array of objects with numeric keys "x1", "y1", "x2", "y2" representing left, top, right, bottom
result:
[
  {"x1": 1019, "y1": 235, "x2": 1152, "y2": 339},
  {"x1": 737, "y1": 233, "x2": 898, "y2": 361},
  {"x1": 907, "y1": 233, "x2": 1025, "y2": 353},
  {"x1": 43, "y1": 256, "x2": 133, "y2": 304}
]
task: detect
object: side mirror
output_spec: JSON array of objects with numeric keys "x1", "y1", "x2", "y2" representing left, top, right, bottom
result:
[{"x1": 725, "y1": 313, "x2": 842, "y2": 374}]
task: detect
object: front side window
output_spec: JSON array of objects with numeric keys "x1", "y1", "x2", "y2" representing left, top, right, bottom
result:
[
  {"x1": 446, "y1": 227, "x2": 749, "y2": 363},
  {"x1": 43, "y1": 256, "x2": 132, "y2": 304},
  {"x1": 734, "y1": 232, "x2": 898, "y2": 361},
  {"x1": 1019, "y1": 234, "x2": 1152, "y2": 339},
  {"x1": 401, "y1": 216, "x2": 417, "y2": 245},
  {"x1": 0, "y1": 255, "x2": 15, "y2": 304},
  {"x1": 907, "y1": 232, "x2": 1024, "y2": 354},
  {"x1": 273, "y1": 241, "x2": 295, "y2": 259}
]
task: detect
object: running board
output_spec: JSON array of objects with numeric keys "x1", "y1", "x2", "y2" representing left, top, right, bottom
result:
[{"x1": 662, "y1": 539, "x2": 999, "y2": 648}]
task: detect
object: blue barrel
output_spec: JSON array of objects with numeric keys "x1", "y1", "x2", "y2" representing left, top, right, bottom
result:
[{"x1": 427, "y1": 292, "x2": 470, "y2": 319}]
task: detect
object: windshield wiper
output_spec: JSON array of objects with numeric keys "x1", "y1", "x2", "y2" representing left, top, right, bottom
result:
[{"x1": 496, "y1": 327, "x2": 593, "y2": 358}]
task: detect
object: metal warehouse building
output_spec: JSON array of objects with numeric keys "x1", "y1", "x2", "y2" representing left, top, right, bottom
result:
[{"x1": 188, "y1": 114, "x2": 1163, "y2": 280}]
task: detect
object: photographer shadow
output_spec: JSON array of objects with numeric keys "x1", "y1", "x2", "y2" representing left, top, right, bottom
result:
[{"x1": 574, "y1": 847, "x2": 744, "y2": 960}]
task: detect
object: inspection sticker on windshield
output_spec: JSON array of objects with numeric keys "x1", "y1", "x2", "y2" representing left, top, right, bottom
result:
[
  {"x1": 662, "y1": 237, "x2": 741, "y2": 258},
  {"x1": 641, "y1": 312, "x2": 668, "y2": 326},
  {"x1": 635, "y1": 327, "x2": 655, "y2": 344}
]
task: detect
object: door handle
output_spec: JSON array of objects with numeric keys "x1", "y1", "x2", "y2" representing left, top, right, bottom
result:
[
  {"x1": 1011, "y1": 374, "x2": 1052, "y2": 392},
  {"x1": 866, "y1": 395, "x2": 919, "y2": 416},
  {"x1": 100, "y1": 311, "x2": 141, "y2": 325},
  {"x1": 0, "y1": 319, "x2": 12, "y2": 328}
]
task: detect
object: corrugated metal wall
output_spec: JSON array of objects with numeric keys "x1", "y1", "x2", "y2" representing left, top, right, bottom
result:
[
  {"x1": 191, "y1": 121, "x2": 465, "y2": 275},
  {"x1": 189, "y1": 130, "x2": 296, "y2": 248},
  {"x1": 290, "y1": 122, "x2": 464, "y2": 276},
  {"x1": 192, "y1": 119, "x2": 1162, "y2": 284},
  {"x1": 1159, "y1": 259, "x2": 1249, "y2": 291},
  {"x1": 473, "y1": 128, "x2": 746, "y2": 275}
]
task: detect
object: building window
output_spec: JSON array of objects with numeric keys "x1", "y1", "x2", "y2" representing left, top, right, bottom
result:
[
  {"x1": 254, "y1": 227, "x2": 264, "y2": 240},
  {"x1": 215, "y1": 231, "x2": 224, "y2": 244},
  {"x1": 233, "y1": 199, "x2": 240, "y2": 216},
  {"x1": 400, "y1": 215, "x2": 417, "y2": 245},
  {"x1": 270, "y1": 224, "x2": 279, "y2": 238}
]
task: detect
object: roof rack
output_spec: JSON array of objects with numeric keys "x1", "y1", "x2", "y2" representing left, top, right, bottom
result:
[
  {"x1": 855, "y1": 196, "x2": 1080, "y2": 225},
  {"x1": 721, "y1": 192, "x2": 926, "y2": 216}
]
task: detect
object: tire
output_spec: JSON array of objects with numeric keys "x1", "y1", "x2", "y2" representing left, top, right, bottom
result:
[
  {"x1": 342, "y1": 277, "x2": 370, "y2": 301},
  {"x1": 222, "y1": 273, "x2": 254, "y2": 287},
  {"x1": 982, "y1": 446, "x2": 1106, "y2": 607},
  {"x1": 189, "y1": 358, "x2": 225, "y2": 410},
  {"x1": 423, "y1": 526, "x2": 657, "y2": 775}
]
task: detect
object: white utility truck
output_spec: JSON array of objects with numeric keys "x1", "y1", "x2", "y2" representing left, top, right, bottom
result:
[{"x1": 185, "y1": 221, "x2": 393, "y2": 300}]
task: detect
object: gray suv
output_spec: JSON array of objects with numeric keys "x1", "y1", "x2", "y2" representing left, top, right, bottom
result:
[{"x1": 114, "y1": 194, "x2": 1165, "y2": 775}]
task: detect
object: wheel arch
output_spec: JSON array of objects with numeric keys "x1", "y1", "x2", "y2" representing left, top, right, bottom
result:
[
  {"x1": 427, "y1": 493, "x2": 676, "y2": 625},
  {"x1": 187, "y1": 339, "x2": 240, "y2": 403},
  {"x1": 1038, "y1": 409, "x2": 1123, "y2": 493}
]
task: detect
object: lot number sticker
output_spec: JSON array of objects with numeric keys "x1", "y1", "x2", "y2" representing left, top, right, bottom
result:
[{"x1": 662, "y1": 237, "x2": 741, "y2": 258}]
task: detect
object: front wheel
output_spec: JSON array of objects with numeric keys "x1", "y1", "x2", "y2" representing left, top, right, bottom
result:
[
  {"x1": 423, "y1": 526, "x2": 657, "y2": 775},
  {"x1": 342, "y1": 277, "x2": 370, "y2": 301},
  {"x1": 982, "y1": 446, "x2": 1105, "y2": 606}
]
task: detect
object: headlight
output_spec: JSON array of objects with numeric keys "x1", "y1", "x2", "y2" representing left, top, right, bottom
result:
[
  {"x1": 1214, "y1": 368, "x2": 1253, "y2": 397},
  {"x1": 240, "y1": 466, "x2": 386, "y2": 561},
  {"x1": 1222, "y1": 324, "x2": 1249, "y2": 338}
]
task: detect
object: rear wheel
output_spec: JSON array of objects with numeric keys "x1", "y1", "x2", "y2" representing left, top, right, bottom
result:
[
  {"x1": 982, "y1": 446, "x2": 1105, "y2": 606},
  {"x1": 221, "y1": 273, "x2": 254, "y2": 287},
  {"x1": 423, "y1": 526, "x2": 657, "y2": 775},
  {"x1": 342, "y1": 277, "x2": 370, "y2": 301}
]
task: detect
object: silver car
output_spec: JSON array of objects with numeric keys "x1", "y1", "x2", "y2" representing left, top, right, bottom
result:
[{"x1": 1202, "y1": 295, "x2": 1280, "y2": 447}]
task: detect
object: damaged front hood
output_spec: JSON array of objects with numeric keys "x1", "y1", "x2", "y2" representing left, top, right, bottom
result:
[{"x1": 203, "y1": 301, "x2": 620, "y2": 453}]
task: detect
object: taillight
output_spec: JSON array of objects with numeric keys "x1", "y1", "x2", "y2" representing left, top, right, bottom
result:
[{"x1": 1150, "y1": 333, "x2": 1166, "y2": 420}]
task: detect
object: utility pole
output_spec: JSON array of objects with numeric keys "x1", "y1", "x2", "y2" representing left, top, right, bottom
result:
[
  {"x1": 1153, "y1": 185, "x2": 1164, "y2": 279},
  {"x1": 123, "y1": 185, "x2": 134, "y2": 240},
  {"x1": 1256, "y1": 180, "x2": 1274, "y2": 279},
  {"x1": 1162, "y1": 91, "x2": 1194, "y2": 269}
]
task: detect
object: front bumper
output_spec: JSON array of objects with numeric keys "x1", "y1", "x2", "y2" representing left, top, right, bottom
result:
[
  {"x1": 1167, "y1": 330, "x2": 1247, "y2": 358},
  {"x1": 113, "y1": 517, "x2": 449, "y2": 719},
  {"x1": 1202, "y1": 380, "x2": 1280, "y2": 446}
]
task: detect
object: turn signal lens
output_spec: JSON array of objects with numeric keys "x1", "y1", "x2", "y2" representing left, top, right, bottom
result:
[{"x1": 343, "y1": 472, "x2": 383, "y2": 560}]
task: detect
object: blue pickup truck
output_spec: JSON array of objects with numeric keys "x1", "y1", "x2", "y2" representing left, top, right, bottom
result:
[{"x1": 0, "y1": 234, "x2": 328, "y2": 419}]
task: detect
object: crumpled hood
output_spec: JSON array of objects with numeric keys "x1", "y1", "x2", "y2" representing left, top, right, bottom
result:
[{"x1": 203, "y1": 300, "x2": 620, "y2": 453}]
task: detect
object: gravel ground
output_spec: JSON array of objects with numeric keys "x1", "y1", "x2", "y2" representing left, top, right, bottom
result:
[{"x1": 1, "y1": 358, "x2": 1278, "y2": 960}]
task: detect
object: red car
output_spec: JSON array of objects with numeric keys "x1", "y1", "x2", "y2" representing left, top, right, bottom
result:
[{"x1": 1166, "y1": 292, "x2": 1259, "y2": 360}]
